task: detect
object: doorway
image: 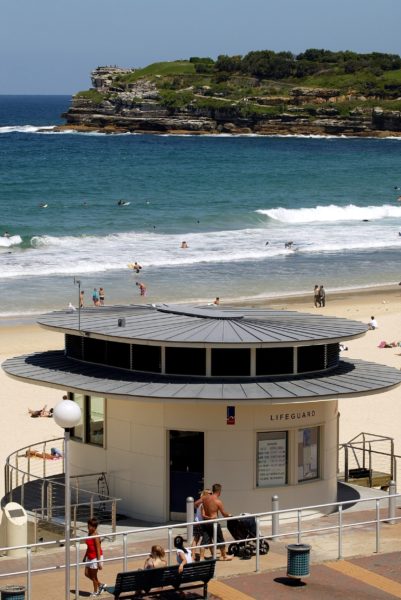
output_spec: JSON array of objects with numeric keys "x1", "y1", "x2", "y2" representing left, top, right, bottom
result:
[{"x1": 169, "y1": 430, "x2": 204, "y2": 519}]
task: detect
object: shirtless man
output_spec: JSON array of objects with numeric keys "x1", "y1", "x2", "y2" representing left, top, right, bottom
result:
[{"x1": 201, "y1": 483, "x2": 232, "y2": 560}]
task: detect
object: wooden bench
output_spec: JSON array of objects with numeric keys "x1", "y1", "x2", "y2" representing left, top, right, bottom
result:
[{"x1": 107, "y1": 559, "x2": 217, "y2": 599}]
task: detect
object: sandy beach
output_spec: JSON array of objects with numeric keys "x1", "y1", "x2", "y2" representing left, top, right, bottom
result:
[{"x1": 1, "y1": 284, "x2": 401, "y2": 497}]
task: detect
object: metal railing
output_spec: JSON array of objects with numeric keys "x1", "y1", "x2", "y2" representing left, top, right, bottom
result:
[
  {"x1": 0, "y1": 489, "x2": 400, "y2": 600},
  {"x1": 3, "y1": 439, "x2": 120, "y2": 538},
  {"x1": 338, "y1": 432, "x2": 400, "y2": 487}
]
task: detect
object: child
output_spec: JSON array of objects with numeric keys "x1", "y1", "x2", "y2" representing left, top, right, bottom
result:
[{"x1": 83, "y1": 518, "x2": 106, "y2": 597}]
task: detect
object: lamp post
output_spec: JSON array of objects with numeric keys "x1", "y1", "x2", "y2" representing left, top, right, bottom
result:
[
  {"x1": 74, "y1": 277, "x2": 81, "y2": 331},
  {"x1": 53, "y1": 399, "x2": 82, "y2": 600}
]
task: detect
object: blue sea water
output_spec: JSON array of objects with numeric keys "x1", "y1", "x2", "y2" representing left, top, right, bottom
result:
[{"x1": 1, "y1": 95, "x2": 401, "y2": 316}]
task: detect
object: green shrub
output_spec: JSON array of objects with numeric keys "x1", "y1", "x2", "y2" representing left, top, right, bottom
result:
[{"x1": 75, "y1": 90, "x2": 107, "y2": 105}]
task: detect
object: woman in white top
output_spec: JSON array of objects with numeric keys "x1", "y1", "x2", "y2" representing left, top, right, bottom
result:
[{"x1": 174, "y1": 536, "x2": 193, "y2": 573}]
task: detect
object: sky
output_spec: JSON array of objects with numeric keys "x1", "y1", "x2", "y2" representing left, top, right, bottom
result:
[{"x1": 1, "y1": 0, "x2": 401, "y2": 94}]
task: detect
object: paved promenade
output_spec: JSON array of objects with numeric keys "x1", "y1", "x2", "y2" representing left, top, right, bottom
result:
[{"x1": 1, "y1": 504, "x2": 401, "y2": 599}]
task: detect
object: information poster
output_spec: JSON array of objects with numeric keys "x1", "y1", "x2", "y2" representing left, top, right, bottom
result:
[{"x1": 257, "y1": 432, "x2": 287, "y2": 487}]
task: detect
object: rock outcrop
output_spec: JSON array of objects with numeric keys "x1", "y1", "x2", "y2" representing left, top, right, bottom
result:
[{"x1": 58, "y1": 67, "x2": 401, "y2": 137}]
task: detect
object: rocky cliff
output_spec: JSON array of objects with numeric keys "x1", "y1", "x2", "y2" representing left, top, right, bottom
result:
[{"x1": 58, "y1": 66, "x2": 401, "y2": 137}]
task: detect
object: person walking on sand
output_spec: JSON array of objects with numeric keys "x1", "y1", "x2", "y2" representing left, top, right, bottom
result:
[
  {"x1": 99, "y1": 287, "x2": 105, "y2": 306},
  {"x1": 80, "y1": 290, "x2": 85, "y2": 308},
  {"x1": 201, "y1": 483, "x2": 233, "y2": 561},
  {"x1": 83, "y1": 518, "x2": 107, "y2": 597},
  {"x1": 319, "y1": 285, "x2": 326, "y2": 307},
  {"x1": 136, "y1": 281, "x2": 147, "y2": 297},
  {"x1": 313, "y1": 285, "x2": 321, "y2": 308}
]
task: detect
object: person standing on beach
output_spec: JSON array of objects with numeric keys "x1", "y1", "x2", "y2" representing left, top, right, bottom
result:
[
  {"x1": 314, "y1": 285, "x2": 321, "y2": 308},
  {"x1": 99, "y1": 287, "x2": 105, "y2": 306},
  {"x1": 319, "y1": 285, "x2": 326, "y2": 307},
  {"x1": 92, "y1": 288, "x2": 100, "y2": 306},
  {"x1": 80, "y1": 290, "x2": 85, "y2": 308}
]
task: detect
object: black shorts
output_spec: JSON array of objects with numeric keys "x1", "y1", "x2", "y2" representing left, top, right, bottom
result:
[{"x1": 201, "y1": 523, "x2": 225, "y2": 546}]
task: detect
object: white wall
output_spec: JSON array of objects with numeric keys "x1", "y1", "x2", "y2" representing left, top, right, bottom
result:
[{"x1": 69, "y1": 398, "x2": 338, "y2": 522}]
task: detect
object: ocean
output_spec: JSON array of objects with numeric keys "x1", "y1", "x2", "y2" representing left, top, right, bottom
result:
[{"x1": 1, "y1": 95, "x2": 401, "y2": 318}]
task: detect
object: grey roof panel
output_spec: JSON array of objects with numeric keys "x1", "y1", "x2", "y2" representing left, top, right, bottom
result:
[
  {"x1": 36, "y1": 304, "x2": 368, "y2": 345},
  {"x1": 5, "y1": 351, "x2": 400, "y2": 401}
]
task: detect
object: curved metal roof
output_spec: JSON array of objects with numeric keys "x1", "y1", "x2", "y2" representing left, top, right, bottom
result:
[
  {"x1": 3, "y1": 351, "x2": 401, "y2": 402},
  {"x1": 37, "y1": 304, "x2": 368, "y2": 345}
]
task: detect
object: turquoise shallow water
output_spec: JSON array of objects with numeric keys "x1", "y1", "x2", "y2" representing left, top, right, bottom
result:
[{"x1": 1, "y1": 95, "x2": 401, "y2": 316}]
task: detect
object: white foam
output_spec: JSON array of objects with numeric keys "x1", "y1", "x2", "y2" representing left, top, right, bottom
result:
[
  {"x1": 257, "y1": 203, "x2": 401, "y2": 224},
  {"x1": 0, "y1": 235, "x2": 22, "y2": 248},
  {"x1": 0, "y1": 125, "x2": 55, "y2": 134}
]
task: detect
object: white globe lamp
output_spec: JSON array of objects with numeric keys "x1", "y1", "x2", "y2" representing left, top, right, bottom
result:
[{"x1": 53, "y1": 399, "x2": 81, "y2": 429}]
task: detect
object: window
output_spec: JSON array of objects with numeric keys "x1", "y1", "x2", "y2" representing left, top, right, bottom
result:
[
  {"x1": 256, "y1": 431, "x2": 287, "y2": 487},
  {"x1": 298, "y1": 345, "x2": 325, "y2": 373},
  {"x1": 87, "y1": 396, "x2": 105, "y2": 446},
  {"x1": 71, "y1": 393, "x2": 85, "y2": 441},
  {"x1": 132, "y1": 344, "x2": 161, "y2": 372},
  {"x1": 65, "y1": 334, "x2": 82, "y2": 359},
  {"x1": 165, "y1": 347, "x2": 206, "y2": 375},
  {"x1": 69, "y1": 393, "x2": 105, "y2": 447},
  {"x1": 211, "y1": 348, "x2": 251, "y2": 376},
  {"x1": 298, "y1": 427, "x2": 319, "y2": 481},
  {"x1": 107, "y1": 341, "x2": 131, "y2": 369},
  {"x1": 84, "y1": 338, "x2": 107, "y2": 364},
  {"x1": 256, "y1": 347, "x2": 293, "y2": 375}
]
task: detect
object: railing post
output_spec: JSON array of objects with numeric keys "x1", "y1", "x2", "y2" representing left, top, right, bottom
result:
[
  {"x1": 41, "y1": 481, "x2": 45, "y2": 519},
  {"x1": 27, "y1": 546, "x2": 32, "y2": 600},
  {"x1": 90, "y1": 496, "x2": 94, "y2": 519},
  {"x1": 21, "y1": 474, "x2": 25, "y2": 507},
  {"x1": 375, "y1": 499, "x2": 380, "y2": 553},
  {"x1": 186, "y1": 496, "x2": 194, "y2": 546},
  {"x1": 338, "y1": 505, "x2": 343, "y2": 559},
  {"x1": 167, "y1": 528, "x2": 173, "y2": 565},
  {"x1": 34, "y1": 511, "x2": 38, "y2": 544},
  {"x1": 16, "y1": 455, "x2": 19, "y2": 487},
  {"x1": 345, "y1": 445, "x2": 349, "y2": 482},
  {"x1": 75, "y1": 540, "x2": 80, "y2": 600},
  {"x1": 271, "y1": 495, "x2": 279, "y2": 539},
  {"x1": 73, "y1": 505, "x2": 77, "y2": 537},
  {"x1": 112, "y1": 500, "x2": 117, "y2": 532},
  {"x1": 255, "y1": 516, "x2": 260, "y2": 572},
  {"x1": 123, "y1": 533, "x2": 128, "y2": 571},
  {"x1": 387, "y1": 480, "x2": 396, "y2": 524},
  {"x1": 297, "y1": 509, "x2": 302, "y2": 544},
  {"x1": 47, "y1": 482, "x2": 53, "y2": 521},
  {"x1": 213, "y1": 521, "x2": 218, "y2": 559}
]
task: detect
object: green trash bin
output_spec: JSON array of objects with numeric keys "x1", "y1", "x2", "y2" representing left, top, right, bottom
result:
[
  {"x1": 286, "y1": 543, "x2": 311, "y2": 579},
  {"x1": 0, "y1": 585, "x2": 25, "y2": 600}
]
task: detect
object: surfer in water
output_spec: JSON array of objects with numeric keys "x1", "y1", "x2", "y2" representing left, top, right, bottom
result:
[
  {"x1": 3, "y1": 231, "x2": 10, "y2": 238},
  {"x1": 285, "y1": 241, "x2": 294, "y2": 249},
  {"x1": 39, "y1": 202, "x2": 48, "y2": 208}
]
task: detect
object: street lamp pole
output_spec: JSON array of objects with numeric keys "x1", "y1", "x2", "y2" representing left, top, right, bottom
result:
[
  {"x1": 74, "y1": 278, "x2": 81, "y2": 331},
  {"x1": 53, "y1": 399, "x2": 82, "y2": 600}
]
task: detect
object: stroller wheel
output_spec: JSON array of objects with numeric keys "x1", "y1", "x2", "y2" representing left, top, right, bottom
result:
[
  {"x1": 241, "y1": 546, "x2": 253, "y2": 559},
  {"x1": 259, "y1": 540, "x2": 270, "y2": 555},
  {"x1": 228, "y1": 543, "x2": 239, "y2": 556}
]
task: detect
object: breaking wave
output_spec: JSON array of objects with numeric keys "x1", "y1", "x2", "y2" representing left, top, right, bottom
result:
[{"x1": 256, "y1": 203, "x2": 401, "y2": 224}]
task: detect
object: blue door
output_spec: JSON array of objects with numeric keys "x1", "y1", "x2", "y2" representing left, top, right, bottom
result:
[{"x1": 169, "y1": 430, "x2": 204, "y2": 515}]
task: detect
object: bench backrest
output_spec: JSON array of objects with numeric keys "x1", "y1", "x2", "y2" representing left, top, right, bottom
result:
[{"x1": 114, "y1": 559, "x2": 217, "y2": 596}]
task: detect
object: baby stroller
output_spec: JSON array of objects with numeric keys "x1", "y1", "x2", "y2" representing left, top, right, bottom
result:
[{"x1": 227, "y1": 515, "x2": 269, "y2": 559}]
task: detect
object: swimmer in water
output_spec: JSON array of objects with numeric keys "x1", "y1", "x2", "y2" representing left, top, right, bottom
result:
[
  {"x1": 3, "y1": 231, "x2": 10, "y2": 238},
  {"x1": 181, "y1": 241, "x2": 189, "y2": 249},
  {"x1": 285, "y1": 241, "x2": 294, "y2": 249}
]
